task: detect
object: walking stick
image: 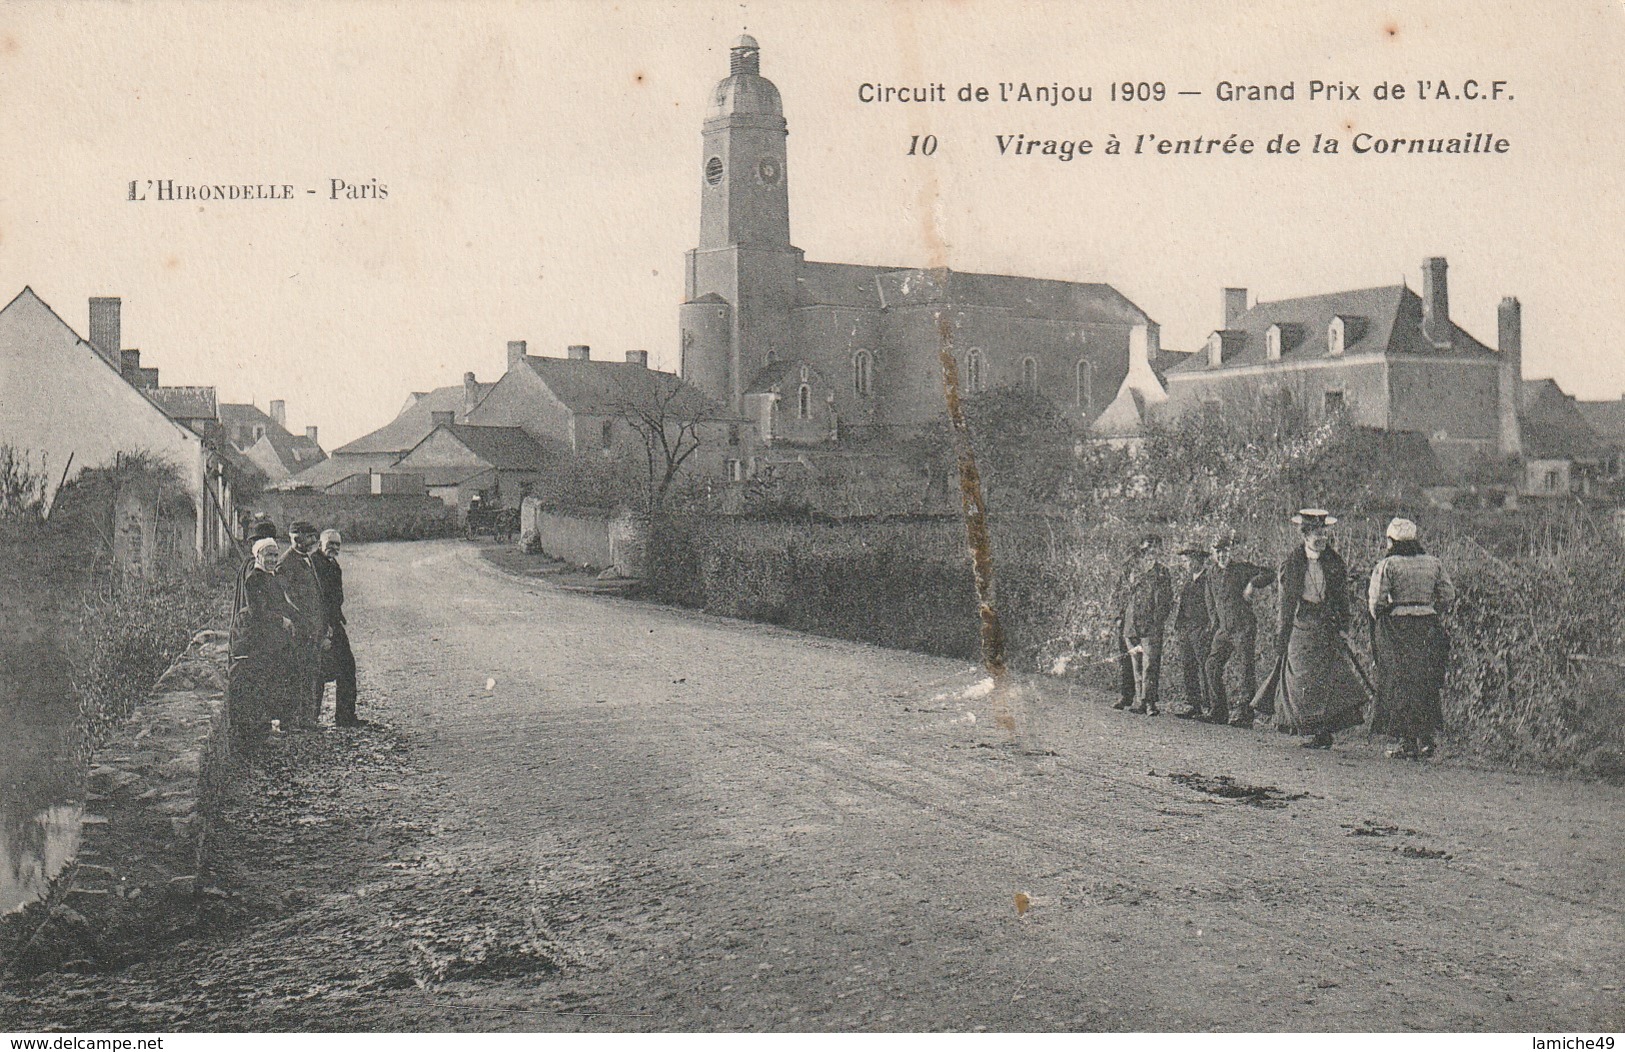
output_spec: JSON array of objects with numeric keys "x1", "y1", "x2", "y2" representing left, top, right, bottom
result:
[{"x1": 1339, "y1": 635, "x2": 1378, "y2": 704}]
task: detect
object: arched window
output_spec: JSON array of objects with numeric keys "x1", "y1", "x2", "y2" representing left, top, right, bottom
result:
[
  {"x1": 1075, "y1": 360, "x2": 1093, "y2": 407},
  {"x1": 853, "y1": 350, "x2": 872, "y2": 397},
  {"x1": 967, "y1": 349, "x2": 985, "y2": 394},
  {"x1": 1021, "y1": 357, "x2": 1038, "y2": 394},
  {"x1": 601, "y1": 419, "x2": 614, "y2": 449},
  {"x1": 798, "y1": 383, "x2": 812, "y2": 419}
]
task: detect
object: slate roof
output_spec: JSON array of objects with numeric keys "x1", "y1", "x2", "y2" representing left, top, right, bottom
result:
[
  {"x1": 522, "y1": 357, "x2": 721, "y2": 418},
  {"x1": 408, "y1": 465, "x2": 496, "y2": 488},
  {"x1": 218, "y1": 402, "x2": 327, "y2": 471},
  {"x1": 789, "y1": 262, "x2": 1155, "y2": 327},
  {"x1": 282, "y1": 452, "x2": 399, "y2": 491},
  {"x1": 1519, "y1": 379, "x2": 1607, "y2": 460},
  {"x1": 144, "y1": 385, "x2": 218, "y2": 422},
  {"x1": 440, "y1": 424, "x2": 556, "y2": 471},
  {"x1": 334, "y1": 382, "x2": 491, "y2": 455},
  {"x1": 1576, "y1": 398, "x2": 1625, "y2": 447},
  {"x1": 1165, "y1": 285, "x2": 1498, "y2": 374}
]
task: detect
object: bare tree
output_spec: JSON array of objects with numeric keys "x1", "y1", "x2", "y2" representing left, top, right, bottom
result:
[{"x1": 609, "y1": 372, "x2": 712, "y2": 513}]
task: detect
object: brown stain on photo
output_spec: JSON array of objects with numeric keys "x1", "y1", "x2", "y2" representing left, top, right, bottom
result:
[
  {"x1": 1384, "y1": 22, "x2": 1400, "y2": 40},
  {"x1": 163, "y1": 256, "x2": 181, "y2": 271},
  {"x1": 1, "y1": 34, "x2": 18, "y2": 56}
]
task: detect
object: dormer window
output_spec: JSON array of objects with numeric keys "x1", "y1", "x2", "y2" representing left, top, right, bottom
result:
[
  {"x1": 1267, "y1": 325, "x2": 1283, "y2": 361},
  {"x1": 1207, "y1": 332, "x2": 1223, "y2": 368},
  {"x1": 1328, "y1": 316, "x2": 1346, "y2": 357}
]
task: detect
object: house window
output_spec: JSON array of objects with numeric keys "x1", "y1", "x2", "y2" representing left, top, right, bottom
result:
[
  {"x1": 601, "y1": 419, "x2": 614, "y2": 449},
  {"x1": 1545, "y1": 469, "x2": 1562, "y2": 492},
  {"x1": 853, "y1": 350, "x2": 872, "y2": 397},
  {"x1": 798, "y1": 383, "x2": 811, "y2": 419},
  {"x1": 967, "y1": 349, "x2": 985, "y2": 394},
  {"x1": 728, "y1": 423, "x2": 741, "y2": 446},
  {"x1": 254, "y1": 425, "x2": 265, "y2": 440},
  {"x1": 1324, "y1": 390, "x2": 1345, "y2": 415},
  {"x1": 728, "y1": 459, "x2": 745, "y2": 482},
  {"x1": 1021, "y1": 357, "x2": 1038, "y2": 394},
  {"x1": 1075, "y1": 360, "x2": 1093, "y2": 407}
]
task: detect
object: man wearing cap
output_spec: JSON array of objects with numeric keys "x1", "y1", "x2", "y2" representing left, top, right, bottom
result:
[
  {"x1": 312, "y1": 528, "x2": 363, "y2": 727},
  {"x1": 277, "y1": 521, "x2": 326, "y2": 728},
  {"x1": 1118, "y1": 534, "x2": 1174, "y2": 715},
  {"x1": 1202, "y1": 531, "x2": 1276, "y2": 726},
  {"x1": 1172, "y1": 545, "x2": 1214, "y2": 719}
]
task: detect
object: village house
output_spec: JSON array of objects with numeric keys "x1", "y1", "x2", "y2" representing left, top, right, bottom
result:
[
  {"x1": 0, "y1": 289, "x2": 239, "y2": 557},
  {"x1": 218, "y1": 400, "x2": 326, "y2": 483},
  {"x1": 1159, "y1": 258, "x2": 1523, "y2": 477},
  {"x1": 388, "y1": 417, "x2": 556, "y2": 511},
  {"x1": 1518, "y1": 379, "x2": 1615, "y2": 498}
]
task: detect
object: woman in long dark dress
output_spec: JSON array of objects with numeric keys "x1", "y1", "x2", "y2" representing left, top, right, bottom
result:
[
  {"x1": 226, "y1": 538, "x2": 298, "y2": 748},
  {"x1": 1368, "y1": 517, "x2": 1454, "y2": 760},
  {"x1": 1254, "y1": 509, "x2": 1371, "y2": 749}
]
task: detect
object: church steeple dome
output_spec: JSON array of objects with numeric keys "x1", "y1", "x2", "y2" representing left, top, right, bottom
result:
[{"x1": 708, "y1": 35, "x2": 781, "y2": 119}]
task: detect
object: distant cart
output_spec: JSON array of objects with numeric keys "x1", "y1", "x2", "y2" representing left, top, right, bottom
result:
[{"x1": 464, "y1": 497, "x2": 519, "y2": 542}]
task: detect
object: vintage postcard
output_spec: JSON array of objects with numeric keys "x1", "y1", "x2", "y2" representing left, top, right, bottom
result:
[{"x1": 1, "y1": 0, "x2": 1621, "y2": 1038}]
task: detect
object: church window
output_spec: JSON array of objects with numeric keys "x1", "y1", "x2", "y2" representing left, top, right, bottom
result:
[
  {"x1": 601, "y1": 419, "x2": 614, "y2": 449},
  {"x1": 1021, "y1": 357, "x2": 1038, "y2": 394},
  {"x1": 705, "y1": 156, "x2": 724, "y2": 186},
  {"x1": 798, "y1": 383, "x2": 812, "y2": 419},
  {"x1": 853, "y1": 350, "x2": 872, "y2": 397},
  {"x1": 967, "y1": 350, "x2": 985, "y2": 394},
  {"x1": 1075, "y1": 361, "x2": 1093, "y2": 407}
]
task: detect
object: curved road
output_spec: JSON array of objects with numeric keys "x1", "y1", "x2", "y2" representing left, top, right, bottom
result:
[{"x1": 7, "y1": 539, "x2": 1620, "y2": 1031}]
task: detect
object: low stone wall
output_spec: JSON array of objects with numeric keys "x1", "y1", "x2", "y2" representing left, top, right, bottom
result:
[
  {"x1": 5, "y1": 631, "x2": 232, "y2": 971},
  {"x1": 520, "y1": 502, "x2": 644, "y2": 577}
]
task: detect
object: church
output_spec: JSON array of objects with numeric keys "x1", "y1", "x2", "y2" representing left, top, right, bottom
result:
[{"x1": 679, "y1": 36, "x2": 1161, "y2": 452}]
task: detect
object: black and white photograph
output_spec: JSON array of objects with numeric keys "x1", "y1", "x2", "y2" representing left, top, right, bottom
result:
[{"x1": 1, "y1": 0, "x2": 1621, "y2": 1037}]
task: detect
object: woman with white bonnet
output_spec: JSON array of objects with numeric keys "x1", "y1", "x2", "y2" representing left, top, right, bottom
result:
[
  {"x1": 224, "y1": 536, "x2": 298, "y2": 745},
  {"x1": 1368, "y1": 517, "x2": 1455, "y2": 759},
  {"x1": 1254, "y1": 509, "x2": 1370, "y2": 749}
]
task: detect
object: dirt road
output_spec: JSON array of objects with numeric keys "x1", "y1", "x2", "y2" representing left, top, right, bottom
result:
[{"x1": 4, "y1": 539, "x2": 1620, "y2": 1031}]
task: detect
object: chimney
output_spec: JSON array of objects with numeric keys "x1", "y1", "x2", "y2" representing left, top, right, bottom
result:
[
  {"x1": 430, "y1": 410, "x2": 455, "y2": 428},
  {"x1": 1223, "y1": 288, "x2": 1248, "y2": 328},
  {"x1": 1497, "y1": 296, "x2": 1523, "y2": 457},
  {"x1": 270, "y1": 400, "x2": 286, "y2": 428},
  {"x1": 119, "y1": 349, "x2": 142, "y2": 384},
  {"x1": 1422, "y1": 257, "x2": 1451, "y2": 347},
  {"x1": 138, "y1": 367, "x2": 159, "y2": 387},
  {"x1": 305, "y1": 425, "x2": 319, "y2": 444},
  {"x1": 463, "y1": 371, "x2": 481, "y2": 415},
  {"x1": 567, "y1": 344, "x2": 591, "y2": 361},
  {"x1": 89, "y1": 297, "x2": 121, "y2": 362},
  {"x1": 625, "y1": 350, "x2": 649, "y2": 367},
  {"x1": 506, "y1": 340, "x2": 526, "y2": 369}
]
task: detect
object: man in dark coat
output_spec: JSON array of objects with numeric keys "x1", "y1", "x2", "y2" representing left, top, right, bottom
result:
[
  {"x1": 1202, "y1": 531, "x2": 1275, "y2": 727},
  {"x1": 1119, "y1": 534, "x2": 1174, "y2": 715},
  {"x1": 313, "y1": 528, "x2": 363, "y2": 727},
  {"x1": 1172, "y1": 546, "x2": 1214, "y2": 719},
  {"x1": 276, "y1": 520, "x2": 326, "y2": 728}
]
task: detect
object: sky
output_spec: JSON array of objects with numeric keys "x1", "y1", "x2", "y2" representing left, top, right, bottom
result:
[{"x1": 3, "y1": 0, "x2": 1622, "y2": 447}]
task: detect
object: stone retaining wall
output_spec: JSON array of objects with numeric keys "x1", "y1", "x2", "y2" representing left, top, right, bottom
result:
[
  {"x1": 520, "y1": 502, "x2": 644, "y2": 577},
  {"x1": 6, "y1": 631, "x2": 234, "y2": 970}
]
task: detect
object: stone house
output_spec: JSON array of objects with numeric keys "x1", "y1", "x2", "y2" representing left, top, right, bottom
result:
[
  {"x1": 218, "y1": 401, "x2": 326, "y2": 483},
  {"x1": 0, "y1": 288, "x2": 238, "y2": 557},
  {"x1": 389, "y1": 417, "x2": 557, "y2": 511},
  {"x1": 1159, "y1": 258, "x2": 1523, "y2": 477}
]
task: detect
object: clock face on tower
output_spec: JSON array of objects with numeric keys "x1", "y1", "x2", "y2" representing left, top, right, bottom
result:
[{"x1": 756, "y1": 157, "x2": 781, "y2": 185}]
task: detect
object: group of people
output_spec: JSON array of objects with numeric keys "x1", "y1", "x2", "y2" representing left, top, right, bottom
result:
[
  {"x1": 1115, "y1": 509, "x2": 1455, "y2": 760},
  {"x1": 227, "y1": 519, "x2": 362, "y2": 746}
]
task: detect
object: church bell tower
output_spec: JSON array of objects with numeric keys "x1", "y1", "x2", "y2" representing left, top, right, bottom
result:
[{"x1": 682, "y1": 35, "x2": 802, "y2": 412}]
